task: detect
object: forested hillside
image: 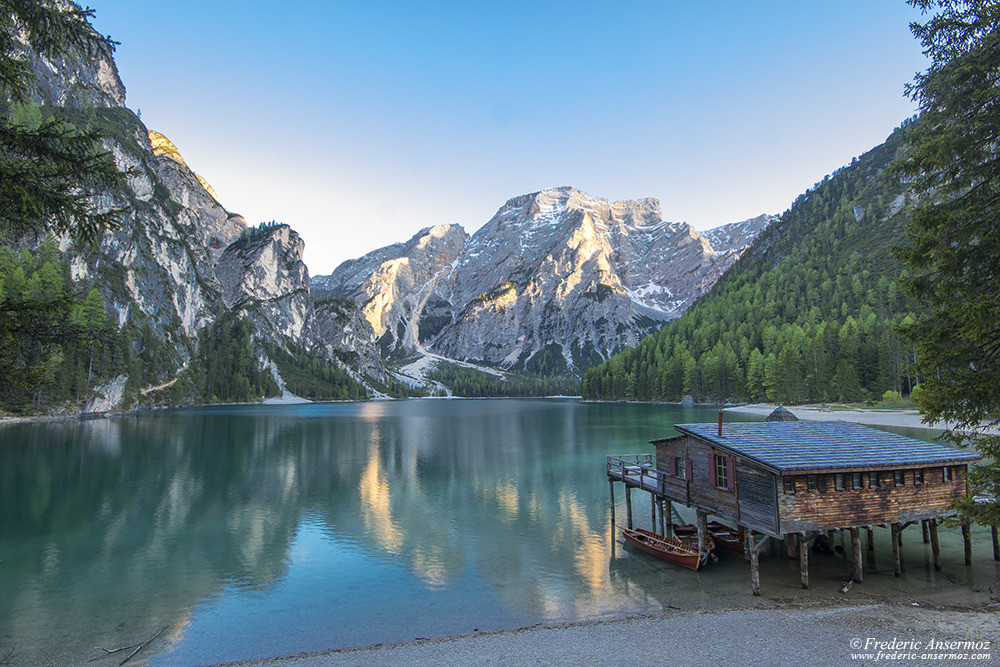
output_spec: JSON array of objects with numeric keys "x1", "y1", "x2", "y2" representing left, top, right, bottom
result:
[{"x1": 582, "y1": 127, "x2": 917, "y2": 404}]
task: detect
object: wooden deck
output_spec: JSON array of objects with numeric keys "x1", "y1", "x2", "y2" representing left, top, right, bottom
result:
[{"x1": 606, "y1": 455, "x2": 667, "y2": 495}]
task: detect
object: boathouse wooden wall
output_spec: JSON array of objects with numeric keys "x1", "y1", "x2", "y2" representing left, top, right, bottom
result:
[
  {"x1": 653, "y1": 435, "x2": 781, "y2": 532},
  {"x1": 735, "y1": 463, "x2": 779, "y2": 535},
  {"x1": 777, "y1": 465, "x2": 968, "y2": 533}
]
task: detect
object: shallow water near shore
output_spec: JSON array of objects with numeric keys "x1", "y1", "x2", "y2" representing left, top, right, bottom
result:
[{"x1": 1, "y1": 399, "x2": 996, "y2": 665}]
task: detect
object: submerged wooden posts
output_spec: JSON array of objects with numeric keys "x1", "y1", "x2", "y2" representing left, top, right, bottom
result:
[
  {"x1": 659, "y1": 499, "x2": 667, "y2": 537},
  {"x1": 922, "y1": 519, "x2": 930, "y2": 543},
  {"x1": 962, "y1": 522, "x2": 972, "y2": 565},
  {"x1": 650, "y1": 492, "x2": 657, "y2": 532},
  {"x1": 696, "y1": 510, "x2": 708, "y2": 554},
  {"x1": 785, "y1": 534, "x2": 795, "y2": 559},
  {"x1": 799, "y1": 533, "x2": 809, "y2": 588},
  {"x1": 892, "y1": 523, "x2": 901, "y2": 576},
  {"x1": 929, "y1": 518, "x2": 941, "y2": 571},
  {"x1": 899, "y1": 524, "x2": 905, "y2": 568},
  {"x1": 992, "y1": 525, "x2": 999, "y2": 561},
  {"x1": 851, "y1": 527, "x2": 863, "y2": 582},
  {"x1": 866, "y1": 527, "x2": 874, "y2": 552},
  {"x1": 609, "y1": 481, "x2": 616, "y2": 529},
  {"x1": 749, "y1": 531, "x2": 761, "y2": 596},
  {"x1": 624, "y1": 485, "x2": 633, "y2": 530}
]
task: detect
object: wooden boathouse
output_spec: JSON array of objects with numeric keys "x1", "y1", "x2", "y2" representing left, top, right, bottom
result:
[{"x1": 607, "y1": 418, "x2": 984, "y2": 594}]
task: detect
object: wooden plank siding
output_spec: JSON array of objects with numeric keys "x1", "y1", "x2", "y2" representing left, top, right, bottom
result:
[
  {"x1": 736, "y1": 462, "x2": 779, "y2": 535},
  {"x1": 649, "y1": 423, "x2": 975, "y2": 538},
  {"x1": 653, "y1": 435, "x2": 741, "y2": 525},
  {"x1": 778, "y1": 466, "x2": 968, "y2": 533}
]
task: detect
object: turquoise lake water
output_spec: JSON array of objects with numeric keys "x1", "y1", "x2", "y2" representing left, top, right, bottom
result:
[{"x1": 1, "y1": 400, "x2": 995, "y2": 665}]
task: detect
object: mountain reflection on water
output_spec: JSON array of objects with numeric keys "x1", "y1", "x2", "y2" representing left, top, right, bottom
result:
[
  {"x1": 3, "y1": 400, "x2": 989, "y2": 665},
  {"x1": 2, "y1": 400, "x2": 732, "y2": 664}
]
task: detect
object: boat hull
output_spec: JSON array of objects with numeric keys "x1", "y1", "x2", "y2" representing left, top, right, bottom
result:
[
  {"x1": 621, "y1": 527, "x2": 702, "y2": 570},
  {"x1": 707, "y1": 521, "x2": 745, "y2": 557}
]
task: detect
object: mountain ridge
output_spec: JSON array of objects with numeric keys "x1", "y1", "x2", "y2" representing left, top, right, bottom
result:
[{"x1": 314, "y1": 185, "x2": 774, "y2": 378}]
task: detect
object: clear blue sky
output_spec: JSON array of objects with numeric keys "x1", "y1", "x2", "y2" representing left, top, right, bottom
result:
[{"x1": 89, "y1": 1, "x2": 928, "y2": 275}]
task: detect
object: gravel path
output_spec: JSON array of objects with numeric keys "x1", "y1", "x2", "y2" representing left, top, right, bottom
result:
[{"x1": 222, "y1": 604, "x2": 998, "y2": 666}]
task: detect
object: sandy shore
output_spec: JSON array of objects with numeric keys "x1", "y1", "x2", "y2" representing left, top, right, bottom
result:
[
  {"x1": 726, "y1": 403, "x2": 1000, "y2": 436},
  {"x1": 222, "y1": 604, "x2": 999, "y2": 666}
]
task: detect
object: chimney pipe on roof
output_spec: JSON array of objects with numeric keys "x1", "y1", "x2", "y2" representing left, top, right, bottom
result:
[{"x1": 718, "y1": 409, "x2": 724, "y2": 437}]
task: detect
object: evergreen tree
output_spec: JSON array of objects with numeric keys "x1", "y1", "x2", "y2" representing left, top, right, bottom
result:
[
  {"x1": 893, "y1": 0, "x2": 1000, "y2": 526},
  {"x1": 1, "y1": 1, "x2": 127, "y2": 411},
  {"x1": 1, "y1": 0, "x2": 125, "y2": 243}
]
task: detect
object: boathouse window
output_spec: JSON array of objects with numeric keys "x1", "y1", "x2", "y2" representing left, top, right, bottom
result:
[
  {"x1": 783, "y1": 477, "x2": 795, "y2": 494},
  {"x1": 835, "y1": 473, "x2": 845, "y2": 491},
  {"x1": 894, "y1": 470, "x2": 904, "y2": 486},
  {"x1": 674, "y1": 456, "x2": 686, "y2": 478},
  {"x1": 943, "y1": 466, "x2": 952, "y2": 482},
  {"x1": 714, "y1": 454, "x2": 733, "y2": 491},
  {"x1": 807, "y1": 474, "x2": 817, "y2": 492},
  {"x1": 914, "y1": 469, "x2": 924, "y2": 486},
  {"x1": 852, "y1": 472, "x2": 862, "y2": 490},
  {"x1": 869, "y1": 471, "x2": 879, "y2": 488}
]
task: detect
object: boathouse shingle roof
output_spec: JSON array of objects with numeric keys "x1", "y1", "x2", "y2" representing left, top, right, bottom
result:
[{"x1": 673, "y1": 421, "x2": 980, "y2": 473}]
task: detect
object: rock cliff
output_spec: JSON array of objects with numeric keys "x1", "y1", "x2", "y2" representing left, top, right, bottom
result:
[
  {"x1": 9, "y1": 8, "x2": 388, "y2": 408},
  {"x1": 314, "y1": 186, "x2": 771, "y2": 375}
]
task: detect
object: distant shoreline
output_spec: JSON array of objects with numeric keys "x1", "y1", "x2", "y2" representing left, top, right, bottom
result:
[
  {"x1": 4, "y1": 399, "x2": 997, "y2": 437},
  {"x1": 726, "y1": 402, "x2": 1000, "y2": 436}
]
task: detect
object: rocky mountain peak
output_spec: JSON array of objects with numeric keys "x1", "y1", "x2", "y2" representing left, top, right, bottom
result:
[
  {"x1": 148, "y1": 131, "x2": 187, "y2": 167},
  {"x1": 313, "y1": 186, "x2": 773, "y2": 377}
]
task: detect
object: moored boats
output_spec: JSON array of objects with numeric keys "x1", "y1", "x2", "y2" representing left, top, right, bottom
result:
[
  {"x1": 707, "y1": 521, "x2": 745, "y2": 557},
  {"x1": 671, "y1": 523, "x2": 716, "y2": 552},
  {"x1": 621, "y1": 527, "x2": 704, "y2": 570}
]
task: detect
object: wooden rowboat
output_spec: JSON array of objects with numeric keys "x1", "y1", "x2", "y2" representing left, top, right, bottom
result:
[
  {"x1": 621, "y1": 527, "x2": 703, "y2": 571},
  {"x1": 707, "y1": 521, "x2": 745, "y2": 557},
  {"x1": 671, "y1": 523, "x2": 716, "y2": 552}
]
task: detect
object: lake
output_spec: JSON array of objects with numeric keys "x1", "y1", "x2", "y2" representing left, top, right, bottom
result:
[{"x1": 1, "y1": 400, "x2": 995, "y2": 665}]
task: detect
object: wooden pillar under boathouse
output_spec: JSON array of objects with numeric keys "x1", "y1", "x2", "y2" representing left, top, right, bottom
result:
[
  {"x1": 892, "y1": 523, "x2": 902, "y2": 576},
  {"x1": 850, "y1": 527, "x2": 863, "y2": 583},
  {"x1": 963, "y1": 522, "x2": 972, "y2": 565},
  {"x1": 624, "y1": 484, "x2": 633, "y2": 530},
  {"x1": 929, "y1": 518, "x2": 941, "y2": 571},
  {"x1": 799, "y1": 532, "x2": 810, "y2": 589},
  {"x1": 606, "y1": 419, "x2": 982, "y2": 596}
]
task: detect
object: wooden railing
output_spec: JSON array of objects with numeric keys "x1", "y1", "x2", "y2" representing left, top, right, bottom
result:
[{"x1": 606, "y1": 454, "x2": 666, "y2": 494}]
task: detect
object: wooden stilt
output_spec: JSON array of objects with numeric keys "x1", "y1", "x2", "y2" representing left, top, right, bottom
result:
[
  {"x1": 851, "y1": 527, "x2": 863, "y2": 583},
  {"x1": 799, "y1": 533, "x2": 809, "y2": 589},
  {"x1": 785, "y1": 534, "x2": 795, "y2": 559},
  {"x1": 625, "y1": 485, "x2": 633, "y2": 530},
  {"x1": 866, "y1": 527, "x2": 874, "y2": 552},
  {"x1": 609, "y1": 481, "x2": 616, "y2": 529},
  {"x1": 750, "y1": 532, "x2": 761, "y2": 596},
  {"x1": 659, "y1": 499, "x2": 667, "y2": 537},
  {"x1": 742, "y1": 526, "x2": 750, "y2": 561},
  {"x1": 922, "y1": 519, "x2": 930, "y2": 543},
  {"x1": 696, "y1": 510, "x2": 708, "y2": 554},
  {"x1": 650, "y1": 493, "x2": 657, "y2": 533},
  {"x1": 992, "y1": 525, "x2": 999, "y2": 561},
  {"x1": 897, "y1": 523, "x2": 904, "y2": 568},
  {"x1": 962, "y1": 522, "x2": 972, "y2": 565},
  {"x1": 929, "y1": 518, "x2": 941, "y2": 571},
  {"x1": 889, "y1": 523, "x2": 903, "y2": 577}
]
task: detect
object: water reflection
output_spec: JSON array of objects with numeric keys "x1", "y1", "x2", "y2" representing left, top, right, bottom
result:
[{"x1": 2, "y1": 401, "x2": 991, "y2": 665}]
